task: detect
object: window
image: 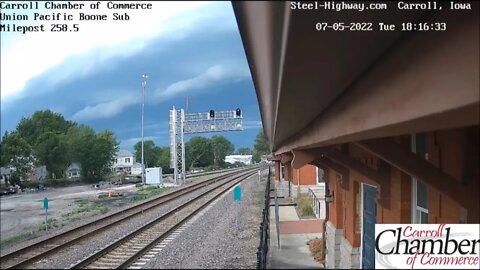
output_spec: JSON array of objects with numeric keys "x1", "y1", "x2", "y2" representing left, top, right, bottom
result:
[
  {"x1": 281, "y1": 164, "x2": 285, "y2": 181},
  {"x1": 316, "y1": 167, "x2": 324, "y2": 184},
  {"x1": 411, "y1": 133, "x2": 429, "y2": 224},
  {"x1": 125, "y1": 158, "x2": 131, "y2": 163}
]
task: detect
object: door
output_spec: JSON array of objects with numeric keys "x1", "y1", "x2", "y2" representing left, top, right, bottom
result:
[{"x1": 362, "y1": 184, "x2": 377, "y2": 269}]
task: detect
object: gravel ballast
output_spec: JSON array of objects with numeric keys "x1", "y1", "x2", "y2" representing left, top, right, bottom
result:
[
  {"x1": 33, "y1": 175, "x2": 244, "y2": 269},
  {"x1": 143, "y1": 173, "x2": 266, "y2": 269}
]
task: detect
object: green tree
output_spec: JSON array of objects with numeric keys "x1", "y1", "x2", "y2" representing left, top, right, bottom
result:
[
  {"x1": 16, "y1": 109, "x2": 75, "y2": 146},
  {"x1": 66, "y1": 125, "x2": 96, "y2": 179},
  {"x1": 252, "y1": 130, "x2": 269, "y2": 163},
  {"x1": 211, "y1": 135, "x2": 234, "y2": 168},
  {"x1": 14, "y1": 110, "x2": 76, "y2": 178},
  {"x1": 95, "y1": 130, "x2": 119, "y2": 176},
  {"x1": 236, "y1": 147, "x2": 253, "y2": 155},
  {"x1": 66, "y1": 126, "x2": 118, "y2": 181},
  {"x1": 157, "y1": 147, "x2": 173, "y2": 174},
  {"x1": 0, "y1": 132, "x2": 35, "y2": 185},
  {"x1": 186, "y1": 136, "x2": 213, "y2": 171},
  {"x1": 134, "y1": 140, "x2": 161, "y2": 168},
  {"x1": 35, "y1": 132, "x2": 69, "y2": 179}
]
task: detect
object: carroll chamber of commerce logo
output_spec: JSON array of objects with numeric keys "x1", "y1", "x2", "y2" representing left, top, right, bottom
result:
[{"x1": 375, "y1": 224, "x2": 480, "y2": 269}]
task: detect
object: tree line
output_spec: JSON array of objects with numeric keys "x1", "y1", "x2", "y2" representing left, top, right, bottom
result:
[
  {"x1": 0, "y1": 109, "x2": 271, "y2": 185},
  {"x1": 0, "y1": 110, "x2": 118, "y2": 185},
  {"x1": 133, "y1": 130, "x2": 270, "y2": 174},
  {"x1": 134, "y1": 135, "x2": 236, "y2": 173}
]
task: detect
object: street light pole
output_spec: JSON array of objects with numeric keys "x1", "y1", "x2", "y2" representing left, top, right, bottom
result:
[{"x1": 141, "y1": 74, "x2": 148, "y2": 185}]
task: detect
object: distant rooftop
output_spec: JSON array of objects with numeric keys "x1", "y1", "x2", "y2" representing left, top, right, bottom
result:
[
  {"x1": 116, "y1": 149, "x2": 133, "y2": 157},
  {"x1": 225, "y1": 154, "x2": 252, "y2": 165}
]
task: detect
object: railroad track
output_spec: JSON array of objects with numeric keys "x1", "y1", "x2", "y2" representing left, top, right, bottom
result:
[
  {"x1": 71, "y1": 170, "x2": 256, "y2": 269},
  {"x1": 0, "y1": 167, "x2": 258, "y2": 269}
]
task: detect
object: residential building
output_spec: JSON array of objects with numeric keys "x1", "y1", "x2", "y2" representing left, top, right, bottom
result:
[
  {"x1": 112, "y1": 149, "x2": 134, "y2": 174},
  {"x1": 131, "y1": 162, "x2": 142, "y2": 176},
  {"x1": 66, "y1": 163, "x2": 81, "y2": 179},
  {"x1": 225, "y1": 154, "x2": 252, "y2": 165},
  {"x1": 0, "y1": 167, "x2": 12, "y2": 184},
  {"x1": 29, "y1": 165, "x2": 47, "y2": 181}
]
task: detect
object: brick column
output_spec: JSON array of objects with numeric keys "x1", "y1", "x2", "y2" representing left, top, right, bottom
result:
[{"x1": 275, "y1": 161, "x2": 281, "y2": 181}]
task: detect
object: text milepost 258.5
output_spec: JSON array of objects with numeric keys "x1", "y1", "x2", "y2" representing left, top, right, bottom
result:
[{"x1": 0, "y1": 1, "x2": 153, "y2": 34}]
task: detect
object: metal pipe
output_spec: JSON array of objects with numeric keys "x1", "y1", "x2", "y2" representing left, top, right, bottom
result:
[{"x1": 141, "y1": 74, "x2": 148, "y2": 186}]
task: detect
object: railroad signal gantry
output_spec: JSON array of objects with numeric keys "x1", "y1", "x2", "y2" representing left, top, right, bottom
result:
[{"x1": 169, "y1": 107, "x2": 243, "y2": 185}]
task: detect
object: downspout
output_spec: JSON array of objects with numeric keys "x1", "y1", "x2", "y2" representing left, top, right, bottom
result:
[
  {"x1": 287, "y1": 165, "x2": 291, "y2": 197},
  {"x1": 297, "y1": 168, "x2": 300, "y2": 198},
  {"x1": 322, "y1": 177, "x2": 329, "y2": 265}
]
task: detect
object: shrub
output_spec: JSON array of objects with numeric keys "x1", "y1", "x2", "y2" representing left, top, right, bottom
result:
[
  {"x1": 308, "y1": 238, "x2": 325, "y2": 264},
  {"x1": 297, "y1": 196, "x2": 314, "y2": 217},
  {"x1": 40, "y1": 218, "x2": 59, "y2": 230},
  {"x1": 21, "y1": 178, "x2": 86, "y2": 189}
]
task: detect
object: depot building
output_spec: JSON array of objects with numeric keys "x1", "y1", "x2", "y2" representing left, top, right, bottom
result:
[{"x1": 232, "y1": 2, "x2": 479, "y2": 269}]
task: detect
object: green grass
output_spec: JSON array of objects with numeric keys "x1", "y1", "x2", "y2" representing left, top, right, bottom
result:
[
  {"x1": 297, "y1": 196, "x2": 315, "y2": 217},
  {"x1": 128, "y1": 185, "x2": 168, "y2": 203},
  {"x1": 255, "y1": 189, "x2": 265, "y2": 206},
  {"x1": 0, "y1": 231, "x2": 40, "y2": 246},
  {"x1": 1, "y1": 219, "x2": 61, "y2": 246},
  {"x1": 68, "y1": 199, "x2": 109, "y2": 214},
  {"x1": 39, "y1": 218, "x2": 59, "y2": 230}
]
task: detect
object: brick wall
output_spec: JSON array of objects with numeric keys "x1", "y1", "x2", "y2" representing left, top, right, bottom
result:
[
  {"x1": 377, "y1": 168, "x2": 411, "y2": 224},
  {"x1": 292, "y1": 164, "x2": 317, "y2": 185},
  {"x1": 327, "y1": 167, "x2": 344, "y2": 230},
  {"x1": 306, "y1": 126, "x2": 478, "y2": 268},
  {"x1": 274, "y1": 161, "x2": 281, "y2": 181}
]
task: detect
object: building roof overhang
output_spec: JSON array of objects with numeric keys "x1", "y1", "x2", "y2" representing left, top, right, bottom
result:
[{"x1": 232, "y1": 1, "x2": 479, "y2": 158}]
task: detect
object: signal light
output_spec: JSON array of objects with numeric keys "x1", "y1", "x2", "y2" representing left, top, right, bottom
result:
[
  {"x1": 209, "y1": 110, "x2": 215, "y2": 118},
  {"x1": 236, "y1": 108, "x2": 241, "y2": 117}
]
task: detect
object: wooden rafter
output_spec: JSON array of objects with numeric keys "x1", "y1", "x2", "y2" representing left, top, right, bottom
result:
[
  {"x1": 311, "y1": 157, "x2": 350, "y2": 191},
  {"x1": 323, "y1": 147, "x2": 391, "y2": 208},
  {"x1": 354, "y1": 138, "x2": 471, "y2": 208}
]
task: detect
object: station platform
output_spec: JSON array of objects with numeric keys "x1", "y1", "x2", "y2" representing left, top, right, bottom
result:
[{"x1": 268, "y1": 204, "x2": 325, "y2": 269}]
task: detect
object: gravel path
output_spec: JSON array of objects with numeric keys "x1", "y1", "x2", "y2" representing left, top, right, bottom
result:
[{"x1": 142, "y1": 173, "x2": 266, "y2": 269}]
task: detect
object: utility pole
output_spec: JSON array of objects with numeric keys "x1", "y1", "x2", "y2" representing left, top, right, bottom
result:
[{"x1": 141, "y1": 74, "x2": 148, "y2": 185}]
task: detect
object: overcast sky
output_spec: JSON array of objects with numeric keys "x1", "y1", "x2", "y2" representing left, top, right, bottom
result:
[{"x1": 0, "y1": 1, "x2": 261, "y2": 152}]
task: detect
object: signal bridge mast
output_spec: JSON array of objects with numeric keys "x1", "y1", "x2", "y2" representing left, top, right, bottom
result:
[{"x1": 169, "y1": 107, "x2": 243, "y2": 185}]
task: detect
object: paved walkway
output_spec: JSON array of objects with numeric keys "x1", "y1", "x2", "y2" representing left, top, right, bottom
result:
[
  {"x1": 269, "y1": 205, "x2": 325, "y2": 269},
  {"x1": 280, "y1": 220, "x2": 324, "y2": 234}
]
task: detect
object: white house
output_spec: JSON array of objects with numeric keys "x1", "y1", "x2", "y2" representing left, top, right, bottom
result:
[
  {"x1": 225, "y1": 155, "x2": 252, "y2": 165},
  {"x1": 66, "y1": 162, "x2": 81, "y2": 179},
  {"x1": 2, "y1": 165, "x2": 48, "y2": 182},
  {"x1": 0, "y1": 167, "x2": 12, "y2": 184},
  {"x1": 112, "y1": 149, "x2": 135, "y2": 174},
  {"x1": 29, "y1": 165, "x2": 48, "y2": 181},
  {"x1": 131, "y1": 162, "x2": 143, "y2": 176}
]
